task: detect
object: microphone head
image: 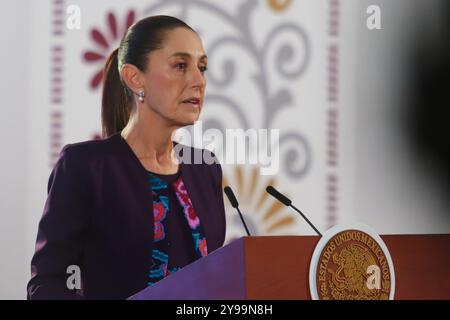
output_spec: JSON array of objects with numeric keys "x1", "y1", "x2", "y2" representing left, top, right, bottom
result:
[
  {"x1": 224, "y1": 186, "x2": 239, "y2": 208},
  {"x1": 266, "y1": 186, "x2": 292, "y2": 206}
]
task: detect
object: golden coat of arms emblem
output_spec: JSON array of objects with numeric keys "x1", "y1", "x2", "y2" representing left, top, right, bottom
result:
[{"x1": 309, "y1": 224, "x2": 395, "y2": 300}]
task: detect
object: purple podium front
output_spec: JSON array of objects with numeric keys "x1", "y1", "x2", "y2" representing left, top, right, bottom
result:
[
  {"x1": 129, "y1": 236, "x2": 320, "y2": 300},
  {"x1": 129, "y1": 235, "x2": 450, "y2": 300}
]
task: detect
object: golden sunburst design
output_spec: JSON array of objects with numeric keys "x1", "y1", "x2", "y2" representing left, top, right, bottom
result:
[
  {"x1": 267, "y1": 0, "x2": 293, "y2": 12},
  {"x1": 222, "y1": 165, "x2": 298, "y2": 244}
]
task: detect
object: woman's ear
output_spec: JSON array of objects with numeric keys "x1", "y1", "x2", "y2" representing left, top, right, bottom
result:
[{"x1": 120, "y1": 64, "x2": 144, "y2": 95}]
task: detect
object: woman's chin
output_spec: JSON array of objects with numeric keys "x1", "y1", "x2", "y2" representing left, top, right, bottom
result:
[{"x1": 177, "y1": 115, "x2": 199, "y2": 127}]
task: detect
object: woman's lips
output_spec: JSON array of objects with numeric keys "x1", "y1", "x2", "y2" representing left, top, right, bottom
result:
[{"x1": 181, "y1": 98, "x2": 200, "y2": 108}]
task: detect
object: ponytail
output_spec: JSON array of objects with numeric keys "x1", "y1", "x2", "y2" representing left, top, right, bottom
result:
[{"x1": 101, "y1": 48, "x2": 132, "y2": 138}]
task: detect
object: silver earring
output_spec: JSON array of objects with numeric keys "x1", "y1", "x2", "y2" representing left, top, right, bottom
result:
[{"x1": 138, "y1": 90, "x2": 145, "y2": 102}]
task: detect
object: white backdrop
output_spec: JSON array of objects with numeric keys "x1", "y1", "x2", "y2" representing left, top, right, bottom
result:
[{"x1": 1, "y1": 0, "x2": 449, "y2": 299}]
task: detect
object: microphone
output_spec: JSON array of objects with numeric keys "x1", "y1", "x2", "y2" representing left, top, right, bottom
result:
[
  {"x1": 224, "y1": 186, "x2": 251, "y2": 236},
  {"x1": 266, "y1": 186, "x2": 322, "y2": 236}
]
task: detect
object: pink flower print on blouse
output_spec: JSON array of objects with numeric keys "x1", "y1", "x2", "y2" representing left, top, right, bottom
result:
[
  {"x1": 153, "y1": 202, "x2": 167, "y2": 241},
  {"x1": 198, "y1": 238, "x2": 208, "y2": 257},
  {"x1": 173, "y1": 178, "x2": 200, "y2": 229}
]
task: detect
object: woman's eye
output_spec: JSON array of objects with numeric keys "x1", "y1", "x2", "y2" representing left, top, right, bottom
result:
[
  {"x1": 175, "y1": 62, "x2": 187, "y2": 71},
  {"x1": 199, "y1": 65, "x2": 208, "y2": 73}
]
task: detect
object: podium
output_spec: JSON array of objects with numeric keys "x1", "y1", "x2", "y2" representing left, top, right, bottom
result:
[{"x1": 129, "y1": 235, "x2": 450, "y2": 300}]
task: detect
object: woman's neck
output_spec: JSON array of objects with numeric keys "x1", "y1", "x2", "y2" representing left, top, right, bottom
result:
[{"x1": 121, "y1": 107, "x2": 179, "y2": 174}]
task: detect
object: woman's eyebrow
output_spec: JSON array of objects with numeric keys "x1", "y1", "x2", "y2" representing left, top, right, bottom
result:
[{"x1": 169, "y1": 52, "x2": 208, "y2": 60}]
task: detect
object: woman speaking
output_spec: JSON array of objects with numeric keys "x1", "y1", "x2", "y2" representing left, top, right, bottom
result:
[{"x1": 27, "y1": 15, "x2": 226, "y2": 299}]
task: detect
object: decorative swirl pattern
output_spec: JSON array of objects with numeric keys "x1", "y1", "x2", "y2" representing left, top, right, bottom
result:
[
  {"x1": 279, "y1": 132, "x2": 311, "y2": 179},
  {"x1": 262, "y1": 23, "x2": 310, "y2": 80}
]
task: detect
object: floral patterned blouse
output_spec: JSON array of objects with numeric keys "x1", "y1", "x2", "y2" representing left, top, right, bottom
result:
[{"x1": 148, "y1": 171, "x2": 208, "y2": 286}]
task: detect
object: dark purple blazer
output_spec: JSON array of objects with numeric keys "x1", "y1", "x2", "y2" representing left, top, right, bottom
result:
[{"x1": 27, "y1": 132, "x2": 226, "y2": 300}]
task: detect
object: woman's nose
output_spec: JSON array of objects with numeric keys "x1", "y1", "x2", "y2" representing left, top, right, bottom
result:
[{"x1": 189, "y1": 66, "x2": 206, "y2": 89}]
